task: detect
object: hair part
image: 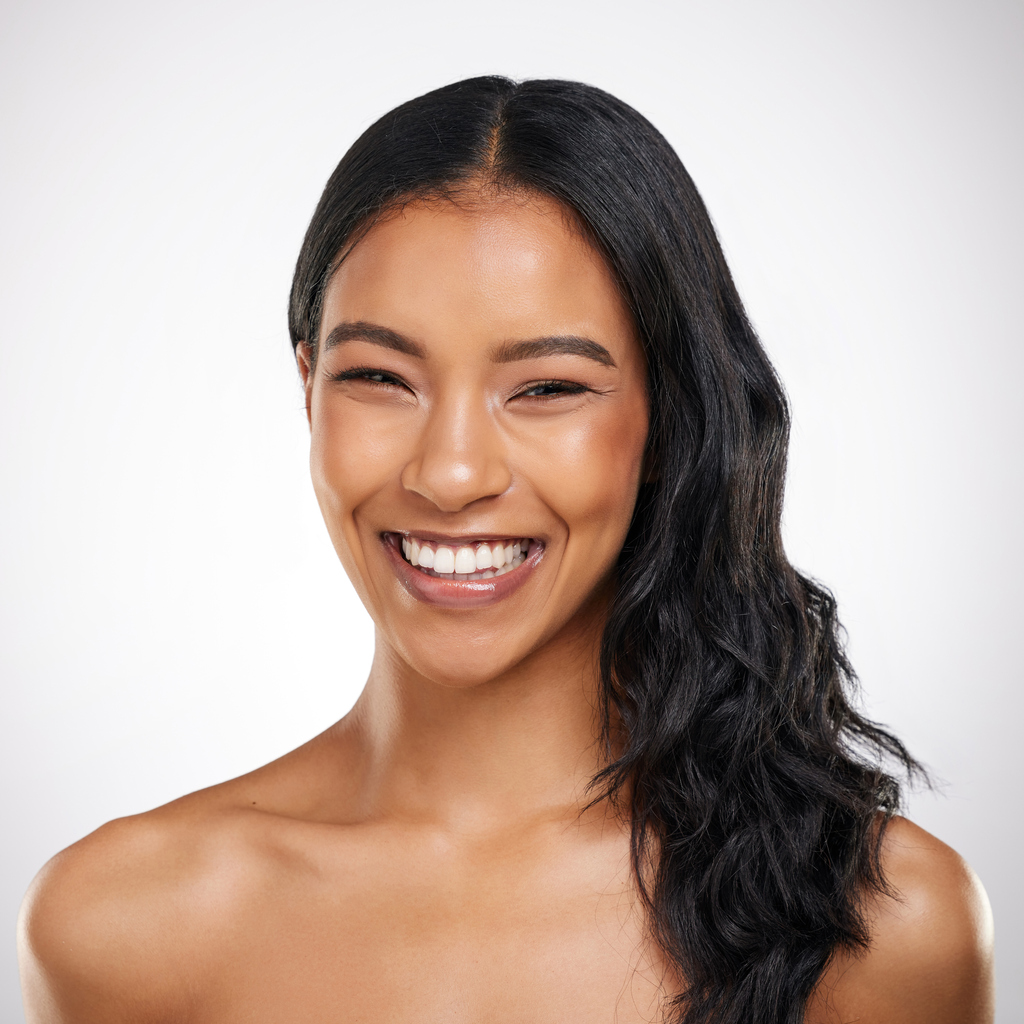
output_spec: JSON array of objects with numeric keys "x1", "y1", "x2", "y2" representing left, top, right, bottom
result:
[{"x1": 289, "y1": 76, "x2": 922, "y2": 1024}]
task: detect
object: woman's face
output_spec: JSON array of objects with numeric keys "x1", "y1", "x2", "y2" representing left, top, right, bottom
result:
[{"x1": 299, "y1": 193, "x2": 649, "y2": 688}]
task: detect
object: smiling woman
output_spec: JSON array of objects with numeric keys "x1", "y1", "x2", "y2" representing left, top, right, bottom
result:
[
  {"x1": 302, "y1": 196, "x2": 648, "y2": 663},
  {"x1": 18, "y1": 77, "x2": 993, "y2": 1024}
]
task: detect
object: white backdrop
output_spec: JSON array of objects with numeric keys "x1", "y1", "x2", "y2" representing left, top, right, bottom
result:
[{"x1": 2, "y1": 0, "x2": 1021, "y2": 1017}]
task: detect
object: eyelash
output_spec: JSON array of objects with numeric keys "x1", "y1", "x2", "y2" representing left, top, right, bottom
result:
[
  {"x1": 514, "y1": 380, "x2": 590, "y2": 399},
  {"x1": 327, "y1": 366, "x2": 407, "y2": 388},
  {"x1": 327, "y1": 368, "x2": 592, "y2": 400}
]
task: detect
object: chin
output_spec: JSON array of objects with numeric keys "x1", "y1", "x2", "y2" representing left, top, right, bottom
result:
[{"x1": 392, "y1": 639, "x2": 535, "y2": 691}]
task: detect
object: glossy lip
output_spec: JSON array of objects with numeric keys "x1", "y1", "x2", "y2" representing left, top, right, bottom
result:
[{"x1": 382, "y1": 532, "x2": 545, "y2": 609}]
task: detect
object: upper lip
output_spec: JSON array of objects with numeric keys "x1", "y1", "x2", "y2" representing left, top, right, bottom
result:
[{"x1": 384, "y1": 530, "x2": 540, "y2": 546}]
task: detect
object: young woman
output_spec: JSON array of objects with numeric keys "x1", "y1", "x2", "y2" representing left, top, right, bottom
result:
[{"x1": 19, "y1": 77, "x2": 994, "y2": 1024}]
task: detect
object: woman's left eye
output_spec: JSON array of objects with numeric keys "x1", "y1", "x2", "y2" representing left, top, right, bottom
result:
[{"x1": 515, "y1": 380, "x2": 590, "y2": 399}]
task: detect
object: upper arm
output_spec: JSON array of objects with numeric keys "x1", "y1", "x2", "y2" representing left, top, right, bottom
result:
[
  {"x1": 808, "y1": 817, "x2": 995, "y2": 1024},
  {"x1": 18, "y1": 818, "x2": 199, "y2": 1024}
]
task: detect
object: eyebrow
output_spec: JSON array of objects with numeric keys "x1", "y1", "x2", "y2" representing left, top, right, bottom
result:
[
  {"x1": 492, "y1": 335, "x2": 616, "y2": 368},
  {"x1": 322, "y1": 321, "x2": 615, "y2": 368},
  {"x1": 322, "y1": 321, "x2": 426, "y2": 357}
]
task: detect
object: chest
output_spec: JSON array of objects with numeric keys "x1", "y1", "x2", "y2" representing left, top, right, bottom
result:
[{"x1": 193, "y1": 832, "x2": 673, "y2": 1023}]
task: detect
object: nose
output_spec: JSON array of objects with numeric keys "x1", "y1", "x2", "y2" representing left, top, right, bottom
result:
[{"x1": 400, "y1": 392, "x2": 512, "y2": 513}]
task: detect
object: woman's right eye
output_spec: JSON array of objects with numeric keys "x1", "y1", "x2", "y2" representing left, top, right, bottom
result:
[{"x1": 327, "y1": 367, "x2": 408, "y2": 389}]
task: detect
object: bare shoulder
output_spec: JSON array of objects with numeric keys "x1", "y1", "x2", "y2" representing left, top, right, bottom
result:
[
  {"x1": 808, "y1": 816, "x2": 995, "y2": 1024},
  {"x1": 18, "y1": 726, "x2": 356, "y2": 1024},
  {"x1": 20, "y1": 807, "x2": 191, "y2": 1021}
]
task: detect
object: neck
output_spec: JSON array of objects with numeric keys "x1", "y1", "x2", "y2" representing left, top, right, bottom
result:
[{"x1": 343, "y1": 605, "x2": 612, "y2": 831}]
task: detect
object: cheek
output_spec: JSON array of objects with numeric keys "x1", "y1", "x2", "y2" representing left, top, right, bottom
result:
[
  {"x1": 309, "y1": 399, "x2": 405, "y2": 535},
  {"x1": 527, "y1": 399, "x2": 649, "y2": 548}
]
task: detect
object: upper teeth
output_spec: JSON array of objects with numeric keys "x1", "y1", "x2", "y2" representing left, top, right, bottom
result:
[{"x1": 400, "y1": 537, "x2": 530, "y2": 579}]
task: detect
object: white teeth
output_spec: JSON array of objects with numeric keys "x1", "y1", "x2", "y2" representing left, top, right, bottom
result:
[
  {"x1": 434, "y1": 546, "x2": 456, "y2": 574},
  {"x1": 454, "y1": 546, "x2": 476, "y2": 574},
  {"x1": 399, "y1": 535, "x2": 532, "y2": 579}
]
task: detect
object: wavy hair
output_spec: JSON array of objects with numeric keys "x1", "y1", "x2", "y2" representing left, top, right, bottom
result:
[{"x1": 288, "y1": 76, "x2": 920, "y2": 1024}]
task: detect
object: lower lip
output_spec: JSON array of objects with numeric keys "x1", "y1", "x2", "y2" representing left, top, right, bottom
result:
[{"x1": 383, "y1": 534, "x2": 544, "y2": 609}]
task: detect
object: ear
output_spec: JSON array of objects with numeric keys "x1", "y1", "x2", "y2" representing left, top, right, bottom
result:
[{"x1": 295, "y1": 342, "x2": 314, "y2": 427}]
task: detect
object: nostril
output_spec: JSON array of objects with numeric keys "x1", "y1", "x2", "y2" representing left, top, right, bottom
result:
[{"x1": 400, "y1": 450, "x2": 512, "y2": 512}]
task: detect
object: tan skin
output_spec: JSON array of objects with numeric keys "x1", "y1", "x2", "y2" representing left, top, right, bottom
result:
[{"x1": 19, "y1": 193, "x2": 994, "y2": 1023}]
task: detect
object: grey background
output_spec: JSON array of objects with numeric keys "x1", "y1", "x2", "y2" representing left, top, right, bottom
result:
[{"x1": 2, "y1": 0, "x2": 1021, "y2": 1018}]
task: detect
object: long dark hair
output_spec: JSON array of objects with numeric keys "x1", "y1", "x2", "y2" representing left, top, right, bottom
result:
[{"x1": 289, "y1": 76, "x2": 920, "y2": 1024}]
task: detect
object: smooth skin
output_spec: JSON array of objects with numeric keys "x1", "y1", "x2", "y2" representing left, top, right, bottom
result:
[{"x1": 19, "y1": 194, "x2": 994, "y2": 1023}]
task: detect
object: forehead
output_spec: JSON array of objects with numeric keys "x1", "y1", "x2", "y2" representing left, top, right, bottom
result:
[{"x1": 320, "y1": 195, "x2": 637, "y2": 353}]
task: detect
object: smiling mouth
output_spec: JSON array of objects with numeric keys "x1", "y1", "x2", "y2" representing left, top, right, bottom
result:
[{"x1": 398, "y1": 535, "x2": 533, "y2": 580}]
